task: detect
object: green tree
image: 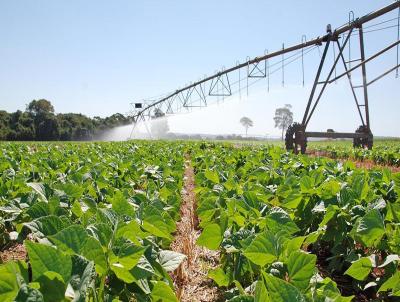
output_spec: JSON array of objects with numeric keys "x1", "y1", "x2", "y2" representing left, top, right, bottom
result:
[
  {"x1": 240, "y1": 116, "x2": 254, "y2": 137},
  {"x1": 6, "y1": 111, "x2": 36, "y2": 140},
  {"x1": 273, "y1": 104, "x2": 293, "y2": 140},
  {"x1": 0, "y1": 111, "x2": 10, "y2": 140},
  {"x1": 27, "y1": 99, "x2": 55, "y2": 116},
  {"x1": 36, "y1": 114, "x2": 60, "y2": 140},
  {"x1": 15, "y1": 112, "x2": 35, "y2": 140}
]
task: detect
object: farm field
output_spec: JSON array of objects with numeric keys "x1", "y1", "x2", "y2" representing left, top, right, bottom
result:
[
  {"x1": 0, "y1": 141, "x2": 400, "y2": 301},
  {"x1": 231, "y1": 139, "x2": 400, "y2": 168},
  {"x1": 307, "y1": 140, "x2": 400, "y2": 168}
]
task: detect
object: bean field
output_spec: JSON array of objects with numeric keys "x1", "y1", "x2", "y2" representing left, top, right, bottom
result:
[{"x1": 1, "y1": 141, "x2": 400, "y2": 301}]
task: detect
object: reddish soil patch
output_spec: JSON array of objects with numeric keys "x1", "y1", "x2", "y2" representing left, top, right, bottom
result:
[
  {"x1": 307, "y1": 149, "x2": 400, "y2": 172},
  {"x1": 170, "y1": 155, "x2": 222, "y2": 302},
  {"x1": 0, "y1": 243, "x2": 27, "y2": 263}
]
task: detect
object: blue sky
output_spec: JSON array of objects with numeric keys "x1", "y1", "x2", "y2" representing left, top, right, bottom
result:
[{"x1": 0, "y1": 1, "x2": 399, "y2": 137}]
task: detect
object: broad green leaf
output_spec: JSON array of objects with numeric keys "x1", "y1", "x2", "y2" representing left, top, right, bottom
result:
[
  {"x1": 23, "y1": 215, "x2": 65, "y2": 237},
  {"x1": 110, "y1": 263, "x2": 135, "y2": 284},
  {"x1": 197, "y1": 223, "x2": 222, "y2": 250},
  {"x1": 352, "y1": 175, "x2": 369, "y2": 201},
  {"x1": 15, "y1": 285, "x2": 44, "y2": 302},
  {"x1": 319, "y1": 205, "x2": 339, "y2": 227},
  {"x1": 266, "y1": 207, "x2": 299, "y2": 234},
  {"x1": 300, "y1": 176, "x2": 314, "y2": 193},
  {"x1": 386, "y1": 201, "x2": 400, "y2": 222},
  {"x1": 110, "y1": 190, "x2": 135, "y2": 218},
  {"x1": 197, "y1": 197, "x2": 217, "y2": 223},
  {"x1": 344, "y1": 257, "x2": 372, "y2": 281},
  {"x1": 283, "y1": 236, "x2": 305, "y2": 257},
  {"x1": 131, "y1": 256, "x2": 155, "y2": 280},
  {"x1": 150, "y1": 281, "x2": 178, "y2": 302},
  {"x1": 254, "y1": 279, "x2": 269, "y2": 302},
  {"x1": 71, "y1": 201, "x2": 83, "y2": 218},
  {"x1": 319, "y1": 180, "x2": 341, "y2": 199},
  {"x1": 204, "y1": 170, "x2": 219, "y2": 184},
  {"x1": 142, "y1": 221, "x2": 172, "y2": 240},
  {"x1": 116, "y1": 220, "x2": 147, "y2": 244},
  {"x1": 161, "y1": 211, "x2": 177, "y2": 234},
  {"x1": 224, "y1": 178, "x2": 238, "y2": 192},
  {"x1": 378, "y1": 271, "x2": 400, "y2": 296},
  {"x1": 158, "y1": 250, "x2": 186, "y2": 272},
  {"x1": 96, "y1": 208, "x2": 119, "y2": 226},
  {"x1": 27, "y1": 183, "x2": 48, "y2": 203},
  {"x1": 208, "y1": 268, "x2": 230, "y2": 287},
  {"x1": 262, "y1": 273, "x2": 305, "y2": 302},
  {"x1": 26, "y1": 241, "x2": 72, "y2": 283},
  {"x1": 0, "y1": 264, "x2": 19, "y2": 302},
  {"x1": 142, "y1": 206, "x2": 173, "y2": 240},
  {"x1": 60, "y1": 183, "x2": 84, "y2": 199},
  {"x1": 339, "y1": 187, "x2": 358, "y2": 207},
  {"x1": 117, "y1": 244, "x2": 146, "y2": 270},
  {"x1": 287, "y1": 251, "x2": 316, "y2": 290},
  {"x1": 36, "y1": 271, "x2": 66, "y2": 302},
  {"x1": 243, "y1": 231, "x2": 280, "y2": 267},
  {"x1": 49, "y1": 225, "x2": 89, "y2": 254},
  {"x1": 305, "y1": 231, "x2": 321, "y2": 244},
  {"x1": 350, "y1": 209, "x2": 385, "y2": 247},
  {"x1": 86, "y1": 223, "x2": 113, "y2": 249},
  {"x1": 282, "y1": 192, "x2": 302, "y2": 209},
  {"x1": 159, "y1": 186, "x2": 173, "y2": 200},
  {"x1": 81, "y1": 236, "x2": 107, "y2": 276},
  {"x1": 316, "y1": 277, "x2": 354, "y2": 302},
  {"x1": 26, "y1": 202, "x2": 50, "y2": 219}
]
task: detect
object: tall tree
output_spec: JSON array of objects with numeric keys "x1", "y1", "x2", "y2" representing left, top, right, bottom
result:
[
  {"x1": 273, "y1": 104, "x2": 293, "y2": 140},
  {"x1": 240, "y1": 116, "x2": 253, "y2": 137},
  {"x1": 27, "y1": 99, "x2": 55, "y2": 116}
]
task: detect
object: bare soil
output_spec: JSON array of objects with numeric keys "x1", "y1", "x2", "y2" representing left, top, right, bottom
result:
[
  {"x1": 0, "y1": 243, "x2": 27, "y2": 263},
  {"x1": 170, "y1": 155, "x2": 222, "y2": 302}
]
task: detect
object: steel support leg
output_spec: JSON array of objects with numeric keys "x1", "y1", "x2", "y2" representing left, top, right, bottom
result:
[
  {"x1": 302, "y1": 37, "x2": 331, "y2": 126},
  {"x1": 336, "y1": 40, "x2": 366, "y2": 126},
  {"x1": 358, "y1": 25, "x2": 371, "y2": 129},
  {"x1": 305, "y1": 30, "x2": 353, "y2": 126}
]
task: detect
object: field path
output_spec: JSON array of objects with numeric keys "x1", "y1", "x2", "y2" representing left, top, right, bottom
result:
[{"x1": 171, "y1": 155, "x2": 222, "y2": 302}]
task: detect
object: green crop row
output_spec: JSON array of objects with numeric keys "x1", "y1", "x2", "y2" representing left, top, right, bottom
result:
[
  {"x1": 309, "y1": 141, "x2": 400, "y2": 167},
  {"x1": 0, "y1": 142, "x2": 186, "y2": 301},
  {"x1": 192, "y1": 142, "x2": 400, "y2": 301}
]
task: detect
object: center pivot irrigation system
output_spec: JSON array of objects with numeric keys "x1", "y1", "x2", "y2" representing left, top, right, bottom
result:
[{"x1": 130, "y1": 1, "x2": 400, "y2": 153}]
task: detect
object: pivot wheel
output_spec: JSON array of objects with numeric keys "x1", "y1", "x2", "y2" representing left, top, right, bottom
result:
[
  {"x1": 353, "y1": 125, "x2": 373, "y2": 149},
  {"x1": 285, "y1": 123, "x2": 307, "y2": 154}
]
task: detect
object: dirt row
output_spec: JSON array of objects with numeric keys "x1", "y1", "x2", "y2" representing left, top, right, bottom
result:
[
  {"x1": 0, "y1": 242, "x2": 26, "y2": 263},
  {"x1": 171, "y1": 155, "x2": 221, "y2": 302}
]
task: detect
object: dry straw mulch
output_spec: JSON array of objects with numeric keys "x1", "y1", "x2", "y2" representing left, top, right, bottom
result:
[{"x1": 170, "y1": 156, "x2": 223, "y2": 302}]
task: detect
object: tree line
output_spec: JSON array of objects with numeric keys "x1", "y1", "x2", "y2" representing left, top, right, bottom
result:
[{"x1": 0, "y1": 99, "x2": 132, "y2": 141}]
